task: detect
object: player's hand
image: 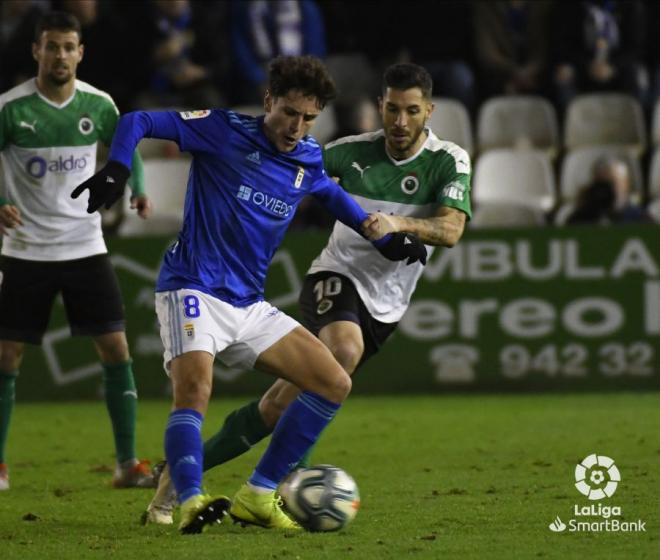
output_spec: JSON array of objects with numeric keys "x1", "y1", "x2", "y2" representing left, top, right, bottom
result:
[
  {"x1": 376, "y1": 232, "x2": 427, "y2": 265},
  {"x1": 361, "y1": 212, "x2": 399, "y2": 240},
  {"x1": 71, "y1": 160, "x2": 130, "y2": 213},
  {"x1": 130, "y1": 195, "x2": 153, "y2": 219},
  {"x1": 0, "y1": 203, "x2": 23, "y2": 230}
]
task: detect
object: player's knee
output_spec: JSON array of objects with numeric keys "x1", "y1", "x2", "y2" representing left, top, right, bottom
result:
[
  {"x1": 328, "y1": 340, "x2": 363, "y2": 375},
  {"x1": 173, "y1": 377, "x2": 212, "y2": 410},
  {"x1": 94, "y1": 332, "x2": 130, "y2": 364},
  {"x1": 324, "y1": 368, "x2": 352, "y2": 403}
]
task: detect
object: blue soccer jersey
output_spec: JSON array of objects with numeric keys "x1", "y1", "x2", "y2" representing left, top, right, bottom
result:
[{"x1": 108, "y1": 109, "x2": 387, "y2": 306}]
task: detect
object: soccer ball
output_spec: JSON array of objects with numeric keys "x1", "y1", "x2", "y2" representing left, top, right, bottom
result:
[{"x1": 280, "y1": 465, "x2": 360, "y2": 532}]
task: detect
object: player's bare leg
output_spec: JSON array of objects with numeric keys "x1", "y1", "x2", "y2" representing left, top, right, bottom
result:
[
  {"x1": 230, "y1": 326, "x2": 350, "y2": 529},
  {"x1": 145, "y1": 323, "x2": 363, "y2": 524},
  {"x1": 167, "y1": 351, "x2": 231, "y2": 533},
  {"x1": 259, "y1": 320, "x2": 364, "y2": 426}
]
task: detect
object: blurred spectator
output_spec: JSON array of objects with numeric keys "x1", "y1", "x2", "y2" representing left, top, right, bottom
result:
[
  {"x1": 567, "y1": 155, "x2": 654, "y2": 224},
  {"x1": 473, "y1": 1, "x2": 552, "y2": 99},
  {"x1": 0, "y1": 0, "x2": 47, "y2": 91},
  {"x1": 131, "y1": 0, "x2": 229, "y2": 109},
  {"x1": 401, "y1": 0, "x2": 476, "y2": 112},
  {"x1": 55, "y1": 0, "x2": 140, "y2": 112},
  {"x1": 229, "y1": 0, "x2": 326, "y2": 104},
  {"x1": 552, "y1": 0, "x2": 648, "y2": 111}
]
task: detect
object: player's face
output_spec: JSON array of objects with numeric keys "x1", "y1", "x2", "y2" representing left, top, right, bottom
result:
[
  {"x1": 32, "y1": 30, "x2": 83, "y2": 86},
  {"x1": 263, "y1": 90, "x2": 322, "y2": 152},
  {"x1": 379, "y1": 87, "x2": 434, "y2": 160}
]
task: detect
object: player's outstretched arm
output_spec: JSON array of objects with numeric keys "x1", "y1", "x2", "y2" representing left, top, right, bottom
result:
[
  {"x1": 364, "y1": 206, "x2": 466, "y2": 248},
  {"x1": 71, "y1": 111, "x2": 194, "y2": 213},
  {"x1": 312, "y1": 175, "x2": 426, "y2": 265}
]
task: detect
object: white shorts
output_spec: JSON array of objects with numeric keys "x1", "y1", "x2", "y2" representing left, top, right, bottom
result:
[{"x1": 155, "y1": 289, "x2": 300, "y2": 372}]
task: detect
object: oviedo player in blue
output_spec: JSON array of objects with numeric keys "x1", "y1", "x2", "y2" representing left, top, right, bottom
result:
[{"x1": 72, "y1": 56, "x2": 426, "y2": 534}]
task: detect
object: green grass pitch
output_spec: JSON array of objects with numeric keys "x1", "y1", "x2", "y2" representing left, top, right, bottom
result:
[{"x1": 0, "y1": 394, "x2": 658, "y2": 559}]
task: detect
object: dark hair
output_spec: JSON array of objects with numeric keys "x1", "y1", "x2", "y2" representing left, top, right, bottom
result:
[
  {"x1": 268, "y1": 56, "x2": 336, "y2": 109},
  {"x1": 382, "y1": 63, "x2": 433, "y2": 98},
  {"x1": 34, "y1": 11, "x2": 82, "y2": 43}
]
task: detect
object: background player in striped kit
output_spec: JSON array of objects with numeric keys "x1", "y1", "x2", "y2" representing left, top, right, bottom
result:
[{"x1": 0, "y1": 12, "x2": 154, "y2": 491}]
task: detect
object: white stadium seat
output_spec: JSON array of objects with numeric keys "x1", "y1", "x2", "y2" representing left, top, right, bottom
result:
[
  {"x1": 477, "y1": 95, "x2": 559, "y2": 157},
  {"x1": 651, "y1": 98, "x2": 660, "y2": 147},
  {"x1": 647, "y1": 197, "x2": 660, "y2": 222},
  {"x1": 559, "y1": 145, "x2": 643, "y2": 202},
  {"x1": 310, "y1": 103, "x2": 337, "y2": 145},
  {"x1": 429, "y1": 97, "x2": 474, "y2": 156},
  {"x1": 647, "y1": 147, "x2": 660, "y2": 198},
  {"x1": 564, "y1": 93, "x2": 647, "y2": 155},
  {"x1": 472, "y1": 149, "x2": 556, "y2": 212},
  {"x1": 118, "y1": 159, "x2": 189, "y2": 236}
]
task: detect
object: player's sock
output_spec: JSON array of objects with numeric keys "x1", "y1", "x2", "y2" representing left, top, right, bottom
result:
[
  {"x1": 295, "y1": 445, "x2": 314, "y2": 469},
  {"x1": 248, "y1": 391, "x2": 340, "y2": 490},
  {"x1": 0, "y1": 370, "x2": 17, "y2": 464},
  {"x1": 203, "y1": 400, "x2": 272, "y2": 471},
  {"x1": 165, "y1": 409, "x2": 204, "y2": 503},
  {"x1": 102, "y1": 361, "x2": 137, "y2": 464}
]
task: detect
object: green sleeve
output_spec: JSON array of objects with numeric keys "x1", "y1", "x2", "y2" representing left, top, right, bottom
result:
[
  {"x1": 129, "y1": 150, "x2": 145, "y2": 196},
  {"x1": 0, "y1": 106, "x2": 6, "y2": 152},
  {"x1": 322, "y1": 144, "x2": 346, "y2": 178},
  {"x1": 436, "y1": 161, "x2": 472, "y2": 219}
]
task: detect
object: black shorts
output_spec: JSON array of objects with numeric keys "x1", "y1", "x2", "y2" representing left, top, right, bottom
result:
[
  {"x1": 0, "y1": 254, "x2": 125, "y2": 344},
  {"x1": 298, "y1": 271, "x2": 397, "y2": 368}
]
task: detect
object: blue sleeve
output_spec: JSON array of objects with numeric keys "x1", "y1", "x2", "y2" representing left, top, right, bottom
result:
[
  {"x1": 311, "y1": 173, "x2": 391, "y2": 247},
  {"x1": 109, "y1": 110, "x2": 221, "y2": 169}
]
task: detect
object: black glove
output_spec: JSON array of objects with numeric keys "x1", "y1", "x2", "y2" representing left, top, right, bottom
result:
[
  {"x1": 71, "y1": 160, "x2": 130, "y2": 213},
  {"x1": 376, "y1": 232, "x2": 427, "y2": 265}
]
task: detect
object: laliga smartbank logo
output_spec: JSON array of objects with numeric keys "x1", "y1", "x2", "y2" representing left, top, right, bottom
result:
[
  {"x1": 574, "y1": 453, "x2": 619, "y2": 500},
  {"x1": 548, "y1": 454, "x2": 646, "y2": 534}
]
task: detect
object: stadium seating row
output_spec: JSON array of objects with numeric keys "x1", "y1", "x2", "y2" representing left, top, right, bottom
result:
[
  {"x1": 434, "y1": 93, "x2": 650, "y2": 158},
  {"x1": 119, "y1": 142, "x2": 660, "y2": 235},
  {"x1": 135, "y1": 94, "x2": 656, "y2": 162},
  {"x1": 120, "y1": 94, "x2": 660, "y2": 234}
]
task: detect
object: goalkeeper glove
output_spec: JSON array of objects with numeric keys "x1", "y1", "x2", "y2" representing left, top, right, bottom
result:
[
  {"x1": 376, "y1": 232, "x2": 427, "y2": 265},
  {"x1": 71, "y1": 160, "x2": 130, "y2": 213}
]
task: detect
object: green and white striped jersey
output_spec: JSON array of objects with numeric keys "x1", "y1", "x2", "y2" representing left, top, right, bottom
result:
[
  {"x1": 309, "y1": 129, "x2": 472, "y2": 323},
  {"x1": 0, "y1": 78, "x2": 142, "y2": 261}
]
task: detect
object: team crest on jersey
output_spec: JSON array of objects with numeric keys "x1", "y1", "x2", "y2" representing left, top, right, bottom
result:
[
  {"x1": 179, "y1": 110, "x2": 211, "y2": 120},
  {"x1": 294, "y1": 166, "x2": 305, "y2": 188},
  {"x1": 183, "y1": 323, "x2": 195, "y2": 338},
  {"x1": 78, "y1": 116, "x2": 94, "y2": 135},
  {"x1": 401, "y1": 174, "x2": 420, "y2": 195}
]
